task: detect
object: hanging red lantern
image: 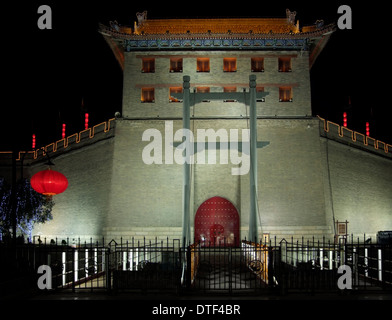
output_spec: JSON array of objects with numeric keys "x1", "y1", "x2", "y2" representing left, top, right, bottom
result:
[
  {"x1": 62, "y1": 123, "x2": 66, "y2": 139},
  {"x1": 85, "y1": 113, "x2": 89, "y2": 130},
  {"x1": 32, "y1": 134, "x2": 36, "y2": 150},
  {"x1": 343, "y1": 112, "x2": 347, "y2": 128},
  {"x1": 366, "y1": 122, "x2": 370, "y2": 137},
  {"x1": 30, "y1": 168, "x2": 68, "y2": 196}
]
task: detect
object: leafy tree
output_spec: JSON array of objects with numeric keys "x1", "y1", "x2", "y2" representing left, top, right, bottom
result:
[{"x1": 0, "y1": 177, "x2": 54, "y2": 241}]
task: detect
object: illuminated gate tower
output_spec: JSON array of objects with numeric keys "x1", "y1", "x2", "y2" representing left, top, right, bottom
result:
[
  {"x1": 97, "y1": 10, "x2": 337, "y2": 244},
  {"x1": 20, "y1": 10, "x2": 392, "y2": 244}
]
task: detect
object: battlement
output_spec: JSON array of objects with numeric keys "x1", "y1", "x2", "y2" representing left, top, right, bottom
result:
[
  {"x1": 0, "y1": 118, "x2": 116, "y2": 166},
  {"x1": 318, "y1": 116, "x2": 392, "y2": 158}
]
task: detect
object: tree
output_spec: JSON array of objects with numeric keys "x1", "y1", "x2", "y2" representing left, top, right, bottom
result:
[{"x1": 0, "y1": 177, "x2": 54, "y2": 241}]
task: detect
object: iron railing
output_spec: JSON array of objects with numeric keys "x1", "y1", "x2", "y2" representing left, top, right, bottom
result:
[
  {"x1": 0, "y1": 237, "x2": 108, "y2": 295},
  {"x1": 276, "y1": 236, "x2": 392, "y2": 293},
  {"x1": 107, "y1": 238, "x2": 182, "y2": 292},
  {"x1": 1, "y1": 235, "x2": 391, "y2": 297}
]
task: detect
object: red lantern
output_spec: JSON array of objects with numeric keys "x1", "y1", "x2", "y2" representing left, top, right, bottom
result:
[
  {"x1": 30, "y1": 168, "x2": 68, "y2": 196},
  {"x1": 32, "y1": 134, "x2": 36, "y2": 150},
  {"x1": 62, "y1": 123, "x2": 66, "y2": 139},
  {"x1": 85, "y1": 113, "x2": 89, "y2": 130},
  {"x1": 343, "y1": 112, "x2": 347, "y2": 128}
]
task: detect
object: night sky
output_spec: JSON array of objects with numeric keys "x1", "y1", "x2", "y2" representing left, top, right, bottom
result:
[{"x1": 2, "y1": 0, "x2": 391, "y2": 151}]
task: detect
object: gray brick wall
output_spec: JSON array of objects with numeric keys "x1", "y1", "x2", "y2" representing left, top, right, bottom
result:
[
  {"x1": 320, "y1": 137, "x2": 392, "y2": 239},
  {"x1": 32, "y1": 138, "x2": 115, "y2": 242}
]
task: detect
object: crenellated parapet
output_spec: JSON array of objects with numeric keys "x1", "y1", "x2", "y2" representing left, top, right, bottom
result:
[
  {"x1": 318, "y1": 116, "x2": 392, "y2": 158},
  {"x1": 0, "y1": 118, "x2": 116, "y2": 167}
]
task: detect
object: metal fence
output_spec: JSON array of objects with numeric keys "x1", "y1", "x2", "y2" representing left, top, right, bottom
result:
[
  {"x1": 0, "y1": 237, "x2": 184, "y2": 295},
  {"x1": 0, "y1": 237, "x2": 108, "y2": 294},
  {"x1": 107, "y1": 238, "x2": 182, "y2": 292},
  {"x1": 1, "y1": 235, "x2": 391, "y2": 297},
  {"x1": 276, "y1": 237, "x2": 392, "y2": 293}
]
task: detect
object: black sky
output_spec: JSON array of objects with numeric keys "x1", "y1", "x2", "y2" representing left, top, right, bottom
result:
[{"x1": 2, "y1": 0, "x2": 391, "y2": 151}]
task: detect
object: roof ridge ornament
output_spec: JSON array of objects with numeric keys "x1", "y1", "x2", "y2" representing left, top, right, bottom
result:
[
  {"x1": 315, "y1": 19, "x2": 324, "y2": 29},
  {"x1": 286, "y1": 9, "x2": 297, "y2": 25},
  {"x1": 134, "y1": 11, "x2": 147, "y2": 34},
  {"x1": 109, "y1": 20, "x2": 120, "y2": 32},
  {"x1": 136, "y1": 11, "x2": 147, "y2": 27}
]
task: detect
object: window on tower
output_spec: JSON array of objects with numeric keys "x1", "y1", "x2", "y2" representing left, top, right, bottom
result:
[
  {"x1": 223, "y1": 86, "x2": 237, "y2": 102},
  {"x1": 223, "y1": 58, "x2": 237, "y2": 72},
  {"x1": 279, "y1": 87, "x2": 292, "y2": 102},
  {"x1": 278, "y1": 57, "x2": 292, "y2": 72},
  {"x1": 223, "y1": 86, "x2": 236, "y2": 92},
  {"x1": 196, "y1": 87, "x2": 210, "y2": 93},
  {"x1": 170, "y1": 58, "x2": 183, "y2": 72},
  {"x1": 169, "y1": 87, "x2": 183, "y2": 102},
  {"x1": 196, "y1": 87, "x2": 210, "y2": 102},
  {"x1": 251, "y1": 57, "x2": 264, "y2": 72},
  {"x1": 142, "y1": 58, "x2": 155, "y2": 73},
  {"x1": 197, "y1": 58, "x2": 210, "y2": 72},
  {"x1": 141, "y1": 88, "x2": 155, "y2": 103}
]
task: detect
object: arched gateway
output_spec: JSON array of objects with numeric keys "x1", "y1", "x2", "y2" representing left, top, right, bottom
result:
[{"x1": 194, "y1": 196, "x2": 240, "y2": 247}]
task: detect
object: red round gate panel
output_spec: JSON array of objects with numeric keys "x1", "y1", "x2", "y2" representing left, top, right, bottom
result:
[{"x1": 194, "y1": 196, "x2": 239, "y2": 247}]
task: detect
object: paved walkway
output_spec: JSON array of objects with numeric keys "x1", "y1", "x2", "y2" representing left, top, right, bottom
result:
[{"x1": 10, "y1": 286, "x2": 389, "y2": 301}]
